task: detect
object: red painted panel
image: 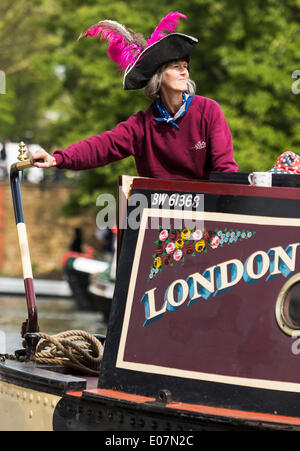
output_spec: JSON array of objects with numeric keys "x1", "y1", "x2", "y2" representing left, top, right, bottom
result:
[{"x1": 118, "y1": 211, "x2": 300, "y2": 385}]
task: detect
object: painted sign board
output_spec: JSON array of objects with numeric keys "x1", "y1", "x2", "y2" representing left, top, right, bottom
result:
[{"x1": 117, "y1": 209, "x2": 300, "y2": 388}]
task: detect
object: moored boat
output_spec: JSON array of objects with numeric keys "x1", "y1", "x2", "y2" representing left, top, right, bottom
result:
[
  {"x1": 3, "y1": 153, "x2": 300, "y2": 431},
  {"x1": 62, "y1": 252, "x2": 112, "y2": 317}
]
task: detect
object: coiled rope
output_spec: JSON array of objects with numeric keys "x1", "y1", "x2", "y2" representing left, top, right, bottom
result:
[{"x1": 32, "y1": 330, "x2": 104, "y2": 376}]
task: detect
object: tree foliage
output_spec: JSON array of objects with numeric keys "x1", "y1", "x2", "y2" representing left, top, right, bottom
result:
[
  {"x1": 1, "y1": 0, "x2": 300, "y2": 214},
  {"x1": 0, "y1": 0, "x2": 62, "y2": 140}
]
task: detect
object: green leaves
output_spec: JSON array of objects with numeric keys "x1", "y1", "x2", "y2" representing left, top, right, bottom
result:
[
  {"x1": 1, "y1": 0, "x2": 300, "y2": 215},
  {"x1": 177, "y1": 0, "x2": 300, "y2": 172}
]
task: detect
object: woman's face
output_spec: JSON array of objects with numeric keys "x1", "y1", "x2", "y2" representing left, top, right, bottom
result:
[{"x1": 161, "y1": 60, "x2": 189, "y2": 94}]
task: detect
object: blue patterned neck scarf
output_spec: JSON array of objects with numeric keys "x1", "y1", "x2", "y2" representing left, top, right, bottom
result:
[{"x1": 153, "y1": 93, "x2": 194, "y2": 130}]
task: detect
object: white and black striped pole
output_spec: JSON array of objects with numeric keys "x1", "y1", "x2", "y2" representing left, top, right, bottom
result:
[{"x1": 10, "y1": 142, "x2": 39, "y2": 337}]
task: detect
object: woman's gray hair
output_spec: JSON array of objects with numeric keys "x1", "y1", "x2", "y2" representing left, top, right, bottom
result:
[{"x1": 145, "y1": 62, "x2": 196, "y2": 101}]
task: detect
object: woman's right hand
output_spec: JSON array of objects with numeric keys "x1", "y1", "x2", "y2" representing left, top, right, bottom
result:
[{"x1": 30, "y1": 148, "x2": 57, "y2": 168}]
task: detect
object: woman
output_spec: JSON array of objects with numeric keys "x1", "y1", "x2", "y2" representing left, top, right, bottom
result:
[{"x1": 30, "y1": 12, "x2": 238, "y2": 180}]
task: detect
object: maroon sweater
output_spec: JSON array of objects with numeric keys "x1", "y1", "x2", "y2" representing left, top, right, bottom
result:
[{"x1": 53, "y1": 95, "x2": 238, "y2": 180}]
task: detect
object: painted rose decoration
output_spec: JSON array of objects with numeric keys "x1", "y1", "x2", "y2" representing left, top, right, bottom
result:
[{"x1": 149, "y1": 226, "x2": 256, "y2": 280}]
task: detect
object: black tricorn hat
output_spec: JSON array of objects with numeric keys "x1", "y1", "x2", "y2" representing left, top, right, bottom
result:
[
  {"x1": 80, "y1": 12, "x2": 198, "y2": 90},
  {"x1": 123, "y1": 33, "x2": 198, "y2": 90}
]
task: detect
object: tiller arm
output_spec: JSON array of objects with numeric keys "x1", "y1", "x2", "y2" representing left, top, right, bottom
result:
[{"x1": 10, "y1": 142, "x2": 39, "y2": 337}]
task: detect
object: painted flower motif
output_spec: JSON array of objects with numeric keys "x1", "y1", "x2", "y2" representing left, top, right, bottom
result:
[
  {"x1": 210, "y1": 235, "x2": 220, "y2": 249},
  {"x1": 163, "y1": 254, "x2": 173, "y2": 265},
  {"x1": 181, "y1": 228, "x2": 191, "y2": 240},
  {"x1": 204, "y1": 230, "x2": 210, "y2": 240},
  {"x1": 184, "y1": 244, "x2": 194, "y2": 255},
  {"x1": 166, "y1": 242, "x2": 175, "y2": 254},
  {"x1": 195, "y1": 240, "x2": 206, "y2": 252},
  {"x1": 149, "y1": 267, "x2": 156, "y2": 279},
  {"x1": 150, "y1": 225, "x2": 256, "y2": 280},
  {"x1": 153, "y1": 256, "x2": 162, "y2": 268},
  {"x1": 175, "y1": 238, "x2": 184, "y2": 249},
  {"x1": 169, "y1": 229, "x2": 180, "y2": 241},
  {"x1": 159, "y1": 229, "x2": 168, "y2": 241},
  {"x1": 155, "y1": 243, "x2": 165, "y2": 255},
  {"x1": 192, "y1": 229, "x2": 203, "y2": 241},
  {"x1": 173, "y1": 249, "x2": 183, "y2": 261}
]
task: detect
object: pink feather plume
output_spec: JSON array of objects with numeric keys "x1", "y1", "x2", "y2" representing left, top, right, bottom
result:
[
  {"x1": 147, "y1": 12, "x2": 187, "y2": 46},
  {"x1": 81, "y1": 12, "x2": 187, "y2": 71},
  {"x1": 83, "y1": 21, "x2": 143, "y2": 70}
]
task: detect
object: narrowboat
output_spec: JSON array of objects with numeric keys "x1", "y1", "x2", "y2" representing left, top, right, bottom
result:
[
  {"x1": 2, "y1": 148, "x2": 300, "y2": 432},
  {"x1": 62, "y1": 251, "x2": 113, "y2": 319}
]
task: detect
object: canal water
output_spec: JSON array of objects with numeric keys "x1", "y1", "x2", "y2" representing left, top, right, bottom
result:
[{"x1": 0, "y1": 295, "x2": 107, "y2": 354}]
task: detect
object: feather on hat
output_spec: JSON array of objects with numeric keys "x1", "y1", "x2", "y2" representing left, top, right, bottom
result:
[{"x1": 80, "y1": 12, "x2": 198, "y2": 90}]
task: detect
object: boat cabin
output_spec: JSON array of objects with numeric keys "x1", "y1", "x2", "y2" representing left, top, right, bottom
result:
[{"x1": 2, "y1": 170, "x2": 300, "y2": 431}]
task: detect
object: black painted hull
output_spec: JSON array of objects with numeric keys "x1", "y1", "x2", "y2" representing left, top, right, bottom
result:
[{"x1": 4, "y1": 175, "x2": 300, "y2": 431}]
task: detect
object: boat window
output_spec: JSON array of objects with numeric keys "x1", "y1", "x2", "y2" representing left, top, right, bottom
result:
[{"x1": 276, "y1": 274, "x2": 300, "y2": 336}]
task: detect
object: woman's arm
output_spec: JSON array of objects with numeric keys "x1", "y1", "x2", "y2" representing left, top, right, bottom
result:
[{"x1": 31, "y1": 113, "x2": 143, "y2": 170}]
